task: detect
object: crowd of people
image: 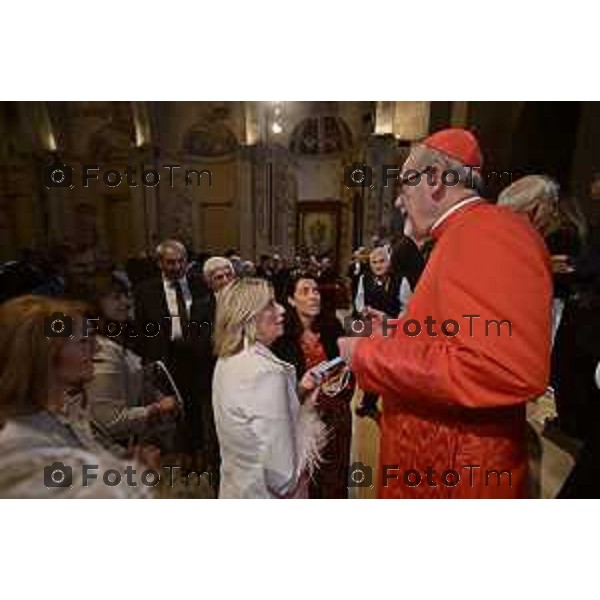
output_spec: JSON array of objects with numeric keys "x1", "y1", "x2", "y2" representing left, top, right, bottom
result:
[
  {"x1": 0, "y1": 236, "x2": 414, "y2": 497},
  {"x1": 1, "y1": 127, "x2": 600, "y2": 498}
]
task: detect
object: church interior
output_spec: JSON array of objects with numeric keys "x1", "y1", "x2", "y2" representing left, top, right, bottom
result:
[
  {"x1": 2, "y1": 100, "x2": 600, "y2": 265},
  {"x1": 3, "y1": 0, "x2": 598, "y2": 593},
  {"x1": 1, "y1": 100, "x2": 600, "y2": 500}
]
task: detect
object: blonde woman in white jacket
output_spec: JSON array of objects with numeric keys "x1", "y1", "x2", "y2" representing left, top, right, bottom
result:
[{"x1": 212, "y1": 278, "x2": 328, "y2": 499}]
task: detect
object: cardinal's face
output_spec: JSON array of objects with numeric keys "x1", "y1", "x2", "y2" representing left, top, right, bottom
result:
[{"x1": 395, "y1": 153, "x2": 437, "y2": 241}]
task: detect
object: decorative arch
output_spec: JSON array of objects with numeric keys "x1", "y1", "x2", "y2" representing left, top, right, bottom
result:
[
  {"x1": 87, "y1": 115, "x2": 134, "y2": 162},
  {"x1": 289, "y1": 116, "x2": 353, "y2": 155}
]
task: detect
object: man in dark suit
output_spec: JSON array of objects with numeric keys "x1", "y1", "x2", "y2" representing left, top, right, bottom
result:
[
  {"x1": 389, "y1": 231, "x2": 425, "y2": 295},
  {"x1": 347, "y1": 248, "x2": 369, "y2": 317},
  {"x1": 134, "y1": 239, "x2": 215, "y2": 473}
]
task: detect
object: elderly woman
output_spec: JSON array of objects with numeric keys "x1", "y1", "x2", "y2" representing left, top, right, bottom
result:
[
  {"x1": 203, "y1": 256, "x2": 235, "y2": 293},
  {"x1": 498, "y1": 175, "x2": 582, "y2": 337},
  {"x1": 0, "y1": 295, "x2": 147, "y2": 498},
  {"x1": 497, "y1": 174, "x2": 561, "y2": 238},
  {"x1": 498, "y1": 174, "x2": 591, "y2": 495},
  {"x1": 498, "y1": 175, "x2": 586, "y2": 274},
  {"x1": 212, "y1": 278, "x2": 328, "y2": 499}
]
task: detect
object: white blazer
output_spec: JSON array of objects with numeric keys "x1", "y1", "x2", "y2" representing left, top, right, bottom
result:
[{"x1": 212, "y1": 342, "x2": 327, "y2": 499}]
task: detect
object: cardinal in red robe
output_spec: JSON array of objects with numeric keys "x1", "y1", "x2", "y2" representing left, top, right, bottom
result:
[{"x1": 341, "y1": 129, "x2": 552, "y2": 498}]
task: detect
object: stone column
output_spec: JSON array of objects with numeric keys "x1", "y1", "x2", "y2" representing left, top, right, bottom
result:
[
  {"x1": 451, "y1": 101, "x2": 469, "y2": 127},
  {"x1": 252, "y1": 145, "x2": 270, "y2": 257},
  {"x1": 44, "y1": 167, "x2": 70, "y2": 246},
  {"x1": 126, "y1": 147, "x2": 150, "y2": 255},
  {"x1": 237, "y1": 145, "x2": 255, "y2": 259},
  {"x1": 269, "y1": 145, "x2": 297, "y2": 257},
  {"x1": 142, "y1": 148, "x2": 161, "y2": 251},
  {"x1": 362, "y1": 134, "x2": 410, "y2": 242}
]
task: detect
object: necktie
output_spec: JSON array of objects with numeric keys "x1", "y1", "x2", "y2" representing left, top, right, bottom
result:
[{"x1": 172, "y1": 280, "x2": 189, "y2": 330}]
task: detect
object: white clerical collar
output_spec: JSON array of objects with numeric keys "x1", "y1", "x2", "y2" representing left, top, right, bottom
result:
[{"x1": 430, "y1": 195, "x2": 481, "y2": 233}]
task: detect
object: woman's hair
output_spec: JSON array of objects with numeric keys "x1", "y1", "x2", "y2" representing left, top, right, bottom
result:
[
  {"x1": 282, "y1": 271, "x2": 327, "y2": 339},
  {"x1": 559, "y1": 195, "x2": 589, "y2": 249},
  {"x1": 213, "y1": 278, "x2": 273, "y2": 358},
  {"x1": 0, "y1": 295, "x2": 88, "y2": 419},
  {"x1": 272, "y1": 272, "x2": 344, "y2": 377},
  {"x1": 203, "y1": 256, "x2": 234, "y2": 280},
  {"x1": 369, "y1": 245, "x2": 391, "y2": 262},
  {"x1": 85, "y1": 271, "x2": 129, "y2": 320},
  {"x1": 498, "y1": 174, "x2": 559, "y2": 211},
  {"x1": 498, "y1": 175, "x2": 592, "y2": 246}
]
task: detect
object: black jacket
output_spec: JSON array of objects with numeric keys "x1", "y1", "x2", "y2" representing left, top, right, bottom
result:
[
  {"x1": 390, "y1": 236, "x2": 425, "y2": 291},
  {"x1": 133, "y1": 276, "x2": 213, "y2": 368},
  {"x1": 361, "y1": 271, "x2": 401, "y2": 318}
]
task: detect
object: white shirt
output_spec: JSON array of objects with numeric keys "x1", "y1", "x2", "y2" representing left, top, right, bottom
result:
[
  {"x1": 430, "y1": 196, "x2": 482, "y2": 234},
  {"x1": 162, "y1": 277, "x2": 192, "y2": 340}
]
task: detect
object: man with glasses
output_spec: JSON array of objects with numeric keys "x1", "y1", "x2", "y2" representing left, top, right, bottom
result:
[{"x1": 339, "y1": 128, "x2": 552, "y2": 498}]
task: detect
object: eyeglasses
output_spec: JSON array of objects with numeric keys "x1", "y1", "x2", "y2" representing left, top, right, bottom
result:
[
  {"x1": 398, "y1": 166, "x2": 431, "y2": 191},
  {"x1": 213, "y1": 271, "x2": 233, "y2": 282}
]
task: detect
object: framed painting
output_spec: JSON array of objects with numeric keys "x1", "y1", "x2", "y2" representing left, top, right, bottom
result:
[{"x1": 296, "y1": 200, "x2": 341, "y2": 265}]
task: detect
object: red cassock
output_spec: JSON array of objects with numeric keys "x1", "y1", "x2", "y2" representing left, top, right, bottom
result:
[{"x1": 353, "y1": 201, "x2": 552, "y2": 498}]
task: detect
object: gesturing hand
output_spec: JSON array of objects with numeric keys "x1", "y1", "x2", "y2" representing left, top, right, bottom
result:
[
  {"x1": 157, "y1": 395, "x2": 179, "y2": 415},
  {"x1": 298, "y1": 368, "x2": 321, "y2": 407}
]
